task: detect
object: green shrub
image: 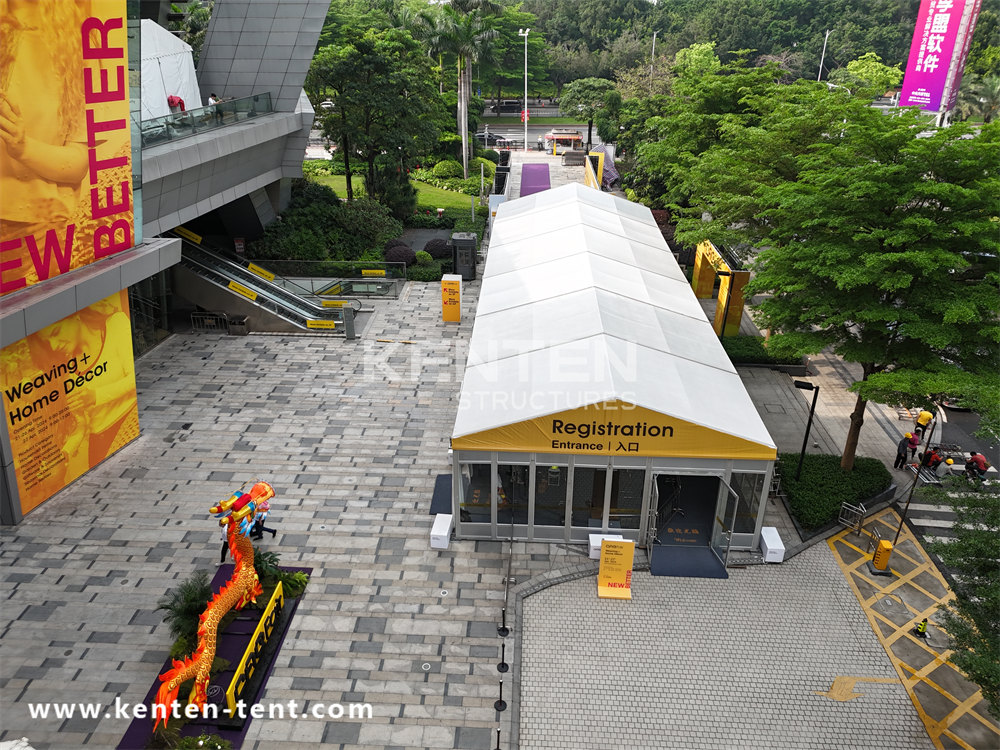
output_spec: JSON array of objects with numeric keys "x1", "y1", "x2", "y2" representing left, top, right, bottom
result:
[
  {"x1": 279, "y1": 570, "x2": 309, "y2": 598},
  {"x1": 415, "y1": 250, "x2": 433, "y2": 266},
  {"x1": 385, "y1": 244, "x2": 416, "y2": 265},
  {"x1": 481, "y1": 149, "x2": 499, "y2": 164},
  {"x1": 157, "y1": 570, "x2": 212, "y2": 643},
  {"x1": 408, "y1": 261, "x2": 443, "y2": 282},
  {"x1": 423, "y1": 238, "x2": 451, "y2": 259},
  {"x1": 470, "y1": 156, "x2": 496, "y2": 178},
  {"x1": 722, "y1": 335, "x2": 802, "y2": 365},
  {"x1": 432, "y1": 160, "x2": 464, "y2": 178},
  {"x1": 384, "y1": 237, "x2": 407, "y2": 252},
  {"x1": 453, "y1": 215, "x2": 486, "y2": 239},
  {"x1": 253, "y1": 549, "x2": 282, "y2": 581},
  {"x1": 405, "y1": 212, "x2": 452, "y2": 229},
  {"x1": 777, "y1": 453, "x2": 892, "y2": 530}
]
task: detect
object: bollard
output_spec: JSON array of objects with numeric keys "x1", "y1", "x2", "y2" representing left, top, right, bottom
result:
[
  {"x1": 494, "y1": 727, "x2": 501, "y2": 750},
  {"x1": 344, "y1": 305, "x2": 356, "y2": 341},
  {"x1": 497, "y1": 641, "x2": 509, "y2": 673},
  {"x1": 497, "y1": 606, "x2": 510, "y2": 638},
  {"x1": 494, "y1": 678, "x2": 507, "y2": 712}
]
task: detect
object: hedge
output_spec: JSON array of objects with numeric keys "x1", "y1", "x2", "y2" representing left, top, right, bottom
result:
[
  {"x1": 777, "y1": 453, "x2": 892, "y2": 530},
  {"x1": 722, "y1": 335, "x2": 802, "y2": 366},
  {"x1": 407, "y1": 261, "x2": 443, "y2": 282}
]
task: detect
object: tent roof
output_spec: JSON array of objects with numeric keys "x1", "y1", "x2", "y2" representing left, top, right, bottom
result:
[
  {"x1": 452, "y1": 183, "x2": 775, "y2": 455},
  {"x1": 140, "y1": 19, "x2": 193, "y2": 59}
]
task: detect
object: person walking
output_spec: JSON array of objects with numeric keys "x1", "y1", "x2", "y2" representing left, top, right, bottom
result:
[
  {"x1": 894, "y1": 434, "x2": 911, "y2": 469},
  {"x1": 914, "y1": 409, "x2": 935, "y2": 437}
]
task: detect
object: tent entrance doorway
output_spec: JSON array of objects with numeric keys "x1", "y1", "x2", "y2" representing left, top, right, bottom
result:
[{"x1": 652, "y1": 474, "x2": 717, "y2": 547}]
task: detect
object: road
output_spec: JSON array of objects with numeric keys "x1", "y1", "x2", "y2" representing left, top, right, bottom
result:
[{"x1": 477, "y1": 120, "x2": 603, "y2": 150}]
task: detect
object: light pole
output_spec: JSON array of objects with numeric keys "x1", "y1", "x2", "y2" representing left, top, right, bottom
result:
[
  {"x1": 794, "y1": 380, "x2": 819, "y2": 480},
  {"x1": 519, "y1": 28, "x2": 529, "y2": 153},
  {"x1": 817, "y1": 29, "x2": 831, "y2": 81},
  {"x1": 649, "y1": 31, "x2": 658, "y2": 95}
]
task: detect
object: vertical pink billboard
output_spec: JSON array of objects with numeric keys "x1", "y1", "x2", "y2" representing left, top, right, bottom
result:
[{"x1": 899, "y1": 0, "x2": 978, "y2": 111}]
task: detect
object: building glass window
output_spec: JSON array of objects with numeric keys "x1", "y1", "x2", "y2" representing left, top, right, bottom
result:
[
  {"x1": 459, "y1": 462, "x2": 492, "y2": 523},
  {"x1": 497, "y1": 463, "x2": 528, "y2": 526}
]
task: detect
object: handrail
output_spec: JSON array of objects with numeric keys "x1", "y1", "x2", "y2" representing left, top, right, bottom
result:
[{"x1": 140, "y1": 92, "x2": 274, "y2": 149}]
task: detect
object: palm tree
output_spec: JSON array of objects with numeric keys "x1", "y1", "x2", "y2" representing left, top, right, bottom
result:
[
  {"x1": 955, "y1": 74, "x2": 1000, "y2": 123},
  {"x1": 432, "y1": 7, "x2": 497, "y2": 178}
]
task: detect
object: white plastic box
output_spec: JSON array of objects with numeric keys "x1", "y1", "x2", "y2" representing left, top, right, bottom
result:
[
  {"x1": 589, "y1": 533, "x2": 624, "y2": 560},
  {"x1": 759, "y1": 526, "x2": 785, "y2": 563},
  {"x1": 431, "y1": 513, "x2": 453, "y2": 550}
]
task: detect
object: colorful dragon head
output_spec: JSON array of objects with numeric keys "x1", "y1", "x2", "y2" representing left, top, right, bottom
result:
[{"x1": 211, "y1": 481, "x2": 274, "y2": 537}]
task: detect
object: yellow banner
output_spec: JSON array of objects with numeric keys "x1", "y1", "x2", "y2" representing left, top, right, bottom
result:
[
  {"x1": 321, "y1": 300, "x2": 349, "y2": 308},
  {"x1": 306, "y1": 319, "x2": 336, "y2": 329},
  {"x1": 362, "y1": 269, "x2": 386, "y2": 277},
  {"x1": 228, "y1": 281, "x2": 258, "y2": 300},
  {"x1": 248, "y1": 263, "x2": 275, "y2": 282},
  {"x1": 598, "y1": 540, "x2": 634, "y2": 599},
  {"x1": 441, "y1": 275, "x2": 461, "y2": 322},
  {"x1": 226, "y1": 581, "x2": 284, "y2": 715},
  {"x1": 324, "y1": 283, "x2": 343, "y2": 296},
  {"x1": 1, "y1": 290, "x2": 139, "y2": 515},
  {"x1": 1, "y1": 0, "x2": 134, "y2": 297},
  {"x1": 174, "y1": 225, "x2": 202, "y2": 245},
  {"x1": 452, "y1": 400, "x2": 776, "y2": 460}
]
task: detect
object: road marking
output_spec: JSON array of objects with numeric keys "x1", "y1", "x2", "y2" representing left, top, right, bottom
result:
[{"x1": 814, "y1": 675, "x2": 899, "y2": 702}]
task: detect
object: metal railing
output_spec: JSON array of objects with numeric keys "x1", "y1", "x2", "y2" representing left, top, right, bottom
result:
[{"x1": 139, "y1": 92, "x2": 274, "y2": 149}]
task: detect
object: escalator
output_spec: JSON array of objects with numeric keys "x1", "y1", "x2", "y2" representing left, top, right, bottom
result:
[{"x1": 168, "y1": 232, "x2": 363, "y2": 336}]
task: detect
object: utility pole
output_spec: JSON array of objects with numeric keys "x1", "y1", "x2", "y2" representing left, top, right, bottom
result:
[{"x1": 650, "y1": 31, "x2": 658, "y2": 95}]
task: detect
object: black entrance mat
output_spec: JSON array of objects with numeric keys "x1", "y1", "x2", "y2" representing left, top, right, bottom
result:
[
  {"x1": 430, "y1": 473, "x2": 451, "y2": 515},
  {"x1": 649, "y1": 544, "x2": 729, "y2": 579}
]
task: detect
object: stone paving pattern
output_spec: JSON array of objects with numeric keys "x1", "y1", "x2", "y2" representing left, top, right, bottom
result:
[
  {"x1": 0, "y1": 154, "x2": 964, "y2": 750},
  {"x1": 519, "y1": 558, "x2": 931, "y2": 750}
]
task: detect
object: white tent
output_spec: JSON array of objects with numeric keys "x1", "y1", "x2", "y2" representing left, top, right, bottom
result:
[
  {"x1": 140, "y1": 20, "x2": 201, "y2": 121},
  {"x1": 452, "y1": 183, "x2": 775, "y2": 460}
]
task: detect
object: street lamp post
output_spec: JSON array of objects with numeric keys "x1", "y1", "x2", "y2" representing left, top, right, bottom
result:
[
  {"x1": 519, "y1": 28, "x2": 529, "y2": 153},
  {"x1": 650, "y1": 31, "x2": 658, "y2": 95},
  {"x1": 794, "y1": 381, "x2": 820, "y2": 480},
  {"x1": 817, "y1": 29, "x2": 831, "y2": 81}
]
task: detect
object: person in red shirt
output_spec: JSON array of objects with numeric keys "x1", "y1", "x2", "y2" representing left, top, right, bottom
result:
[{"x1": 965, "y1": 452, "x2": 989, "y2": 479}]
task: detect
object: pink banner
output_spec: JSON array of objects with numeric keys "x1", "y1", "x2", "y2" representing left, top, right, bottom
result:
[{"x1": 900, "y1": 0, "x2": 968, "y2": 110}]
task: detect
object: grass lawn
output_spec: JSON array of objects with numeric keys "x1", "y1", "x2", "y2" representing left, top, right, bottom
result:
[{"x1": 311, "y1": 173, "x2": 478, "y2": 211}]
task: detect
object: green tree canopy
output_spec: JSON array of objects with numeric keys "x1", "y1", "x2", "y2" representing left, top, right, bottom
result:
[
  {"x1": 559, "y1": 76, "x2": 617, "y2": 149},
  {"x1": 676, "y1": 83, "x2": 1000, "y2": 469},
  {"x1": 308, "y1": 29, "x2": 443, "y2": 206},
  {"x1": 828, "y1": 52, "x2": 902, "y2": 97}
]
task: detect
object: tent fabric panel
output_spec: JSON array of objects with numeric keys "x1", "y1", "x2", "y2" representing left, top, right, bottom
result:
[{"x1": 140, "y1": 20, "x2": 201, "y2": 120}]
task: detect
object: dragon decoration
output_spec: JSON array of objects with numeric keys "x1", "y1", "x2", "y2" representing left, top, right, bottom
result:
[{"x1": 153, "y1": 481, "x2": 275, "y2": 728}]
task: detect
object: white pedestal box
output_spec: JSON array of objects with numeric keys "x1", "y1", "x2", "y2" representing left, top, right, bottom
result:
[
  {"x1": 760, "y1": 526, "x2": 785, "y2": 563},
  {"x1": 431, "y1": 513, "x2": 453, "y2": 550},
  {"x1": 589, "y1": 533, "x2": 624, "y2": 560}
]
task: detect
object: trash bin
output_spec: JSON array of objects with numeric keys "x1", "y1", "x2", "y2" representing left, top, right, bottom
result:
[{"x1": 228, "y1": 315, "x2": 249, "y2": 335}]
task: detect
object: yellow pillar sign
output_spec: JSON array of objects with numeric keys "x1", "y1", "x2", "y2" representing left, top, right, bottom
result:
[
  {"x1": 597, "y1": 539, "x2": 635, "y2": 599},
  {"x1": 441, "y1": 274, "x2": 462, "y2": 323}
]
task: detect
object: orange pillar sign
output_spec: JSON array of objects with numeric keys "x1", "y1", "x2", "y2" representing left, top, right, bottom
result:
[
  {"x1": 441, "y1": 274, "x2": 462, "y2": 322},
  {"x1": 597, "y1": 540, "x2": 635, "y2": 599}
]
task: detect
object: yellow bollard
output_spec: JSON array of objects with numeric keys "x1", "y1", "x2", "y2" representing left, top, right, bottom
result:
[{"x1": 872, "y1": 539, "x2": 893, "y2": 570}]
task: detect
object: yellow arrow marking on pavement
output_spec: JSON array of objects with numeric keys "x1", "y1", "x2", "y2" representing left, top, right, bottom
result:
[{"x1": 814, "y1": 676, "x2": 899, "y2": 702}]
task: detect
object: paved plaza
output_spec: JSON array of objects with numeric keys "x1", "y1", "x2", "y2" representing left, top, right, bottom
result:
[{"x1": 1, "y1": 155, "x2": 992, "y2": 750}]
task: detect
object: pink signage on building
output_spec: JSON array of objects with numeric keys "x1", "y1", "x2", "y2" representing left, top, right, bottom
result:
[{"x1": 900, "y1": 0, "x2": 968, "y2": 111}]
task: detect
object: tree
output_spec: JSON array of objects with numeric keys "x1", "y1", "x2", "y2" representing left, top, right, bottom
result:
[
  {"x1": 621, "y1": 55, "x2": 781, "y2": 207},
  {"x1": 479, "y1": 6, "x2": 545, "y2": 110},
  {"x1": 425, "y1": 4, "x2": 499, "y2": 178},
  {"x1": 559, "y1": 77, "x2": 616, "y2": 150},
  {"x1": 955, "y1": 73, "x2": 1000, "y2": 123},
  {"x1": 307, "y1": 29, "x2": 442, "y2": 205},
  {"x1": 923, "y1": 481, "x2": 1000, "y2": 720},
  {"x1": 829, "y1": 52, "x2": 902, "y2": 97},
  {"x1": 676, "y1": 82, "x2": 1000, "y2": 470},
  {"x1": 546, "y1": 41, "x2": 598, "y2": 97}
]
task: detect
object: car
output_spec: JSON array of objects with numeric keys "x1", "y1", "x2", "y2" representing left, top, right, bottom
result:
[
  {"x1": 489, "y1": 99, "x2": 523, "y2": 114},
  {"x1": 475, "y1": 131, "x2": 509, "y2": 147},
  {"x1": 319, "y1": 100, "x2": 334, "y2": 110}
]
